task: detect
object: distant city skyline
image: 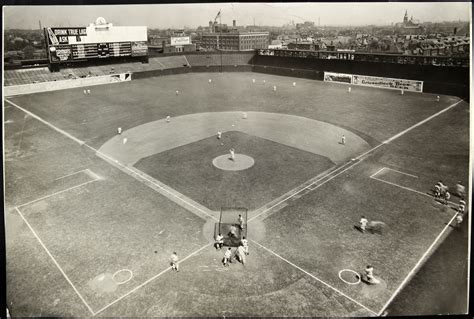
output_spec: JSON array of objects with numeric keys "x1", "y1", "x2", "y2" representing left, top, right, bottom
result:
[{"x1": 3, "y1": 2, "x2": 471, "y2": 30}]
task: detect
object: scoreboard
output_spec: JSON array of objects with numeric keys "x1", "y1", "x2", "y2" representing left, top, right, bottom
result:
[{"x1": 44, "y1": 21, "x2": 148, "y2": 65}]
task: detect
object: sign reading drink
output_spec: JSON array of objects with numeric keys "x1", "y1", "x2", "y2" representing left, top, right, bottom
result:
[{"x1": 352, "y1": 75, "x2": 423, "y2": 92}]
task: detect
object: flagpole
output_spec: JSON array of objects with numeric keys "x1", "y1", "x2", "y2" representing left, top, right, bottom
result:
[{"x1": 220, "y1": 9, "x2": 222, "y2": 72}]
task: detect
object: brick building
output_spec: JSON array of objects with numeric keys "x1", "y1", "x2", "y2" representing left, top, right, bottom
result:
[{"x1": 201, "y1": 31, "x2": 269, "y2": 51}]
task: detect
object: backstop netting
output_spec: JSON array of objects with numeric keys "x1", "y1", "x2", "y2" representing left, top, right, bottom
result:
[{"x1": 214, "y1": 207, "x2": 248, "y2": 247}]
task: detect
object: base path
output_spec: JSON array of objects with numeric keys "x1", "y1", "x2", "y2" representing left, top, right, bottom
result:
[{"x1": 99, "y1": 112, "x2": 371, "y2": 166}]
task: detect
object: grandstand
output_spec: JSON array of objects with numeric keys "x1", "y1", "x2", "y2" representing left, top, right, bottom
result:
[
  {"x1": 3, "y1": 53, "x2": 255, "y2": 87},
  {"x1": 185, "y1": 52, "x2": 254, "y2": 67}
]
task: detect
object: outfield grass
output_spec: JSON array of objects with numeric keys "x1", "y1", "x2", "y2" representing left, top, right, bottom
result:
[
  {"x1": 9, "y1": 72, "x2": 458, "y2": 149},
  {"x1": 135, "y1": 131, "x2": 334, "y2": 211},
  {"x1": 4, "y1": 72, "x2": 469, "y2": 317}
]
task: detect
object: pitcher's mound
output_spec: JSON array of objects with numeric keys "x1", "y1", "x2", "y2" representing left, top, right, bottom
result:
[{"x1": 212, "y1": 154, "x2": 255, "y2": 171}]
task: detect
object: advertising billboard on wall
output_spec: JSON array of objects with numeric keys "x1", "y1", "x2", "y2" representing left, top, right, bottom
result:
[
  {"x1": 323, "y1": 72, "x2": 352, "y2": 84},
  {"x1": 170, "y1": 37, "x2": 191, "y2": 46},
  {"x1": 352, "y1": 75, "x2": 423, "y2": 92},
  {"x1": 324, "y1": 72, "x2": 423, "y2": 92}
]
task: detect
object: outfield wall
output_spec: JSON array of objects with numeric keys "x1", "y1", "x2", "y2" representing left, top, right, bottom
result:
[
  {"x1": 4, "y1": 73, "x2": 131, "y2": 96},
  {"x1": 251, "y1": 55, "x2": 469, "y2": 99},
  {"x1": 130, "y1": 65, "x2": 253, "y2": 80}
]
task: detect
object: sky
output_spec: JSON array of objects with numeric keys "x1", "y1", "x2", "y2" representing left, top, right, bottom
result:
[{"x1": 3, "y1": 2, "x2": 471, "y2": 29}]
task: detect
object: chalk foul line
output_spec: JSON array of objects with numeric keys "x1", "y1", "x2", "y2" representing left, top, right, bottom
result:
[
  {"x1": 14, "y1": 207, "x2": 95, "y2": 315},
  {"x1": 251, "y1": 239, "x2": 378, "y2": 316}
]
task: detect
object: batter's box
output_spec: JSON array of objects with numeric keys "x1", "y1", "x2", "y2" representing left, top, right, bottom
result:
[{"x1": 369, "y1": 167, "x2": 427, "y2": 197}]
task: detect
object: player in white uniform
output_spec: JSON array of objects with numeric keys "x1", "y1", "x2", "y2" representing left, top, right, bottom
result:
[
  {"x1": 215, "y1": 233, "x2": 224, "y2": 250},
  {"x1": 229, "y1": 148, "x2": 235, "y2": 161},
  {"x1": 241, "y1": 236, "x2": 249, "y2": 255},
  {"x1": 341, "y1": 135, "x2": 346, "y2": 145},
  {"x1": 223, "y1": 248, "x2": 232, "y2": 267},
  {"x1": 117, "y1": 127, "x2": 122, "y2": 135},
  {"x1": 363, "y1": 265, "x2": 380, "y2": 285},
  {"x1": 458, "y1": 199, "x2": 466, "y2": 214},
  {"x1": 169, "y1": 252, "x2": 179, "y2": 272},
  {"x1": 217, "y1": 131, "x2": 222, "y2": 139},
  {"x1": 443, "y1": 191, "x2": 451, "y2": 205},
  {"x1": 235, "y1": 245, "x2": 246, "y2": 265},
  {"x1": 437, "y1": 180, "x2": 448, "y2": 195},
  {"x1": 238, "y1": 214, "x2": 244, "y2": 230},
  {"x1": 228, "y1": 225, "x2": 238, "y2": 238},
  {"x1": 455, "y1": 181, "x2": 465, "y2": 198},
  {"x1": 434, "y1": 184, "x2": 441, "y2": 198},
  {"x1": 359, "y1": 216, "x2": 368, "y2": 232}
]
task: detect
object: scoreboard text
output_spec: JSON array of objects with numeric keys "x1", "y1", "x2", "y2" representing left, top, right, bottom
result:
[{"x1": 45, "y1": 26, "x2": 148, "y2": 64}]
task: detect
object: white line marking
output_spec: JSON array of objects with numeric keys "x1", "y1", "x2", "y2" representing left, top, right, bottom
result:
[
  {"x1": 251, "y1": 239, "x2": 377, "y2": 316},
  {"x1": 370, "y1": 176, "x2": 427, "y2": 197},
  {"x1": 155, "y1": 60, "x2": 166, "y2": 69},
  {"x1": 14, "y1": 207, "x2": 95, "y2": 315},
  {"x1": 182, "y1": 55, "x2": 190, "y2": 67},
  {"x1": 85, "y1": 169, "x2": 102, "y2": 181},
  {"x1": 112, "y1": 269, "x2": 133, "y2": 285},
  {"x1": 54, "y1": 169, "x2": 87, "y2": 181},
  {"x1": 92, "y1": 243, "x2": 210, "y2": 316},
  {"x1": 16, "y1": 112, "x2": 28, "y2": 156},
  {"x1": 338, "y1": 269, "x2": 361, "y2": 286},
  {"x1": 383, "y1": 100, "x2": 463, "y2": 144},
  {"x1": 370, "y1": 176, "x2": 457, "y2": 205},
  {"x1": 384, "y1": 167, "x2": 418, "y2": 178},
  {"x1": 249, "y1": 98, "x2": 462, "y2": 223},
  {"x1": 17, "y1": 179, "x2": 99, "y2": 208},
  {"x1": 88, "y1": 145, "x2": 218, "y2": 222},
  {"x1": 248, "y1": 160, "x2": 356, "y2": 222},
  {"x1": 5, "y1": 99, "x2": 85, "y2": 145},
  {"x1": 250, "y1": 162, "x2": 353, "y2": 215},
  {"x1": 369, "y1": 167, "x2": 386, "y2": 179},
  {"x1": 377, "y1": 211, "x2": 459, "y2": 316}
]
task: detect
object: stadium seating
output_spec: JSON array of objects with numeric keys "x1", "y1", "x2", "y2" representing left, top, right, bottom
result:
[
  {"x1": 185, "y1": 54, "x2": 222, "y2": 66},
  {"x1": 184, "y1": 53, "x2": 254, "y2": 67},
  {"x1": 149, "y1": 56, "x2": 188, "y2": 69}
]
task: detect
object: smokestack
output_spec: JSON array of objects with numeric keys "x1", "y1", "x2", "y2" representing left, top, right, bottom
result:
[
  {"x1": 233, "y1": 20, "x2": 236, "y2": 27},
  {"x1": 209, "y1": 21, "x2": 213, "y2": 33},
  {"x1": 454, "y1": 27, "x2": 457, "y2": 35},
  {"x1": 39, "y1": 20, "x2": 42, "y2": 30}
]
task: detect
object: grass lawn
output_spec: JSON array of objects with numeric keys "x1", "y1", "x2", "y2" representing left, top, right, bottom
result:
[
  {"x1": 8, "y1": 72, "x2": 458, "y2": 149},
  {"x1": 4, "y1": 71, "x2": 469, "y2": 317},
  {"x1": 134, "y1": 131, "x2": 334, "y2": 211}
]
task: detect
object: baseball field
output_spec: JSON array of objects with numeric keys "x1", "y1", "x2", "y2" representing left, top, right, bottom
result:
[{"x1": 4, "y1": 71, "x2": 469, "y2": 316}]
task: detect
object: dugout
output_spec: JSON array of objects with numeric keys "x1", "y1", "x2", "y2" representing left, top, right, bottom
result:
[{"x1": 214, "y1": 207, "x2": 248, "y2": 247}]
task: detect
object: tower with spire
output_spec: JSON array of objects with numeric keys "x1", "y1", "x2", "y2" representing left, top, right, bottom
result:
[{"x1": 403, "y1": 10, "x2": 408, "y2": 24}]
